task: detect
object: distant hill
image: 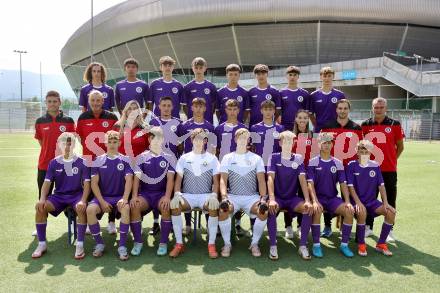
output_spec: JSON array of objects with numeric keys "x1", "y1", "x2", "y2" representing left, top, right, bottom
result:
[{"x1": 0, "y1": 69, "x2": 76, "y2": 101}]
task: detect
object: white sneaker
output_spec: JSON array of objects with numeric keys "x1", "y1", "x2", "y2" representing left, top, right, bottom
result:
[
  {"x1": 32, "y1": 230, "x2": 37, "y2": 237},
  {"x1": 386, "y1": 231, "x2": 396, "y2": 243},
  {"x1": 107, "y1": 222, "x2": 117, "y2": 235},
  {"x1": 285, "y1": 226, "x2": 294, "y2": 239},
  {"x1": 85, "y1": 226, "x2": 91, "y2": 235},
  {"x1": 74, "y1": 245, "x2": 85, "y2": 260},
  {"x1": 32, "y1": 243, "x2": 47, "y2": 258},
  {"x1": 365, "y1": 225, "x2": 374, "y2": 238},
  {"x1": 269, "y1": 245, "x2": 278, "y2": 260}
]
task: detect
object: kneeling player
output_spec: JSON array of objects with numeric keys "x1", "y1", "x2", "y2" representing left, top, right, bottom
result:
[
  {"x1": 86, "y1": 131, "x2": 133, "y2": 260},
  {"x1": 219, "y1": 128, "x2": 268, "y2": 257},
  {"x1": 346, "y1": 140, "x2": 396, "y2": 256},
  {"x1": 130, "y1": 127, "x2": 175, "y2": 256},
  {"x1": 32, "y1": 132, "x2": 90, "y2": 259},
  {"x1": 169, "y1": 128, "x2": 221, "y2": 258},
  {"x1": 307, "y1": 132, "x2": 355, "y2": 258},
  {"x1": 266, "y1": 131, "x2": 313, "y2": 260}
]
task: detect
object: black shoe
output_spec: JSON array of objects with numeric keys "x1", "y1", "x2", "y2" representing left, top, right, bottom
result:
[
  {"x1": 149, "y1": 223, "x2": 160, "y2": 235},
  {"x1": 235, "y1": 225, "x2": 244, "y2": 236}
]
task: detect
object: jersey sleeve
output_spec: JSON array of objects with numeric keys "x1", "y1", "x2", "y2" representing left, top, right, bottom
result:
[
  {"x1": 124, "y1": 160, "x2": 134, "y2": 176},
  {"x1": 308, "y1": 94, "x2": 315, "y2": 114},
  {"x1": 256, "y1": 156, "x2": 265, "y2": 173},
  {"x1": 91, "y1": 166, "x2": 99, "y2": 178},
  {"x1": 394, "y1": 123, "x2": 405, "y2": 141},
  {"x1": 212, "y1": 157, "x2": 220, "y2": 175},
  {"x1": 79, "y1": 87, "x2": 87, "y2": 108},
  {"x1": 108, "y1": 88, "x2": 115, "y2": 109},
  {"x1": 181, "y1": 83, "x2": 188, "y2": 105},
  {"x1": 34, "y1": 122, "x2": 42, "y2": 140},
  {"x1": 175, "y1": 157, "x2": 185, "y2": 176},
  {"x1": 147, "y1": 81, "x2": 154, "y2": 103},
  {"x1": 272, "y1": 88, "x2": 281, "y2": 109},
  {"x1": 376, "y1": 167, "x2": 385, "y2": 187},
  {"x1": 335, "y1": 159, "x2": 346, "y2": 183},
  {"x1": 244, "y1": 89, "x2": 251, "y2": 111},
  {"x1": 219, "y1": 155, "x2": 230, "y2": 173},
  {"x1": 114, "y1": 84, "x2": 121, "y2": 111},
  {"x1": 298, "y1": 161, "x2": 306, "y2": 175},
  {"x1": 345, "y1": 163, "x2": 354, "y2": 186},
  {"x1": 306, "y1": 165, "x2": 315, "y2": 182},
  {"x1": 44, "y1": 160, "x2": 56, "y2": 182},
  {"x1": 81, "y1": 163, "x2": 91, "y2": 182}
]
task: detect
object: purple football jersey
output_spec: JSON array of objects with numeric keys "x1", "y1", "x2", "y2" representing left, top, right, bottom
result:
[
  {"x1": 133, "y1": 151, "x2": 176, "y2": 194},
  {"x1": 217, "y1": 85, "x2": 249, "y2": 124},
  {"x1": 183, "y1": 80, "x2": 218, "y2": 124},
  {"x1": 149, "y1": 117, "x2": 181, "y2": 158},
  {"x1": 214, "y1": 122, "x2": 247, "y2": 161},
  {"x1": 177, "y1": 118, "x2": 215, "y2": 153},
  {"x1": 309, "y1": 88, "x2": 345, "y2": 132},
  {"x1": 248, "y1": 85, "x2": 281, "y2": 126},
  {"x1": 346, "y1": 160, "x2": 384, "y2": 204},
  {"x1": 279, "y1": 87, "x2": 310, "y2": 130},
  {"x1": 267, "y1": 153, "x2": 306, "y2": 199},
  {"x1": 306, "y1": 156, "x2": 346, "y2": 200},
  {"x1": 91, "y1": 154, "x2": 133, "y2": 197},
  {"x1": 79, "y1": 83, "x2": 115, "y2": 111},
  {"x1": 114, "y1": 79, "x2": 150, "y2": 110},
  {"x1": 149, "y1": 78, "x2": 184, "y2": 119},
  {"x1": 44, "y1": 155, "x2": 91, "y2": 196},
  {"x1": 250, "y1": 122, "x2": 284, "y2": 165}
]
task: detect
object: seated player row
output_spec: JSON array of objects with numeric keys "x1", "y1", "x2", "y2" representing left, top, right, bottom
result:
[{"x1": 32, "y1": 127, "x2": 396, "y2": 261}]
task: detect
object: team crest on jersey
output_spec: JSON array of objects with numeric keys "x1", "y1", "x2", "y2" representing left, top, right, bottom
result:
[
  {"x1": 291, "y1": 162, "x2": 299, "y2": 169},
  {"x1": 331, "y1": 97, "x2": 338, "y2": 103},
  {"x1": 135, "y1": 131, "x2": 143, "y2": 138},
  {"x1": 237, "y1": 96, "x2": 243, "y2": 102},
  {"x1": 136, "y1": 86, "x2": 143, "y2": 93},
  {"x1": 159, "y1": 161, "x2": 166, "y2": 168},
  {"x1": 117, "y1": 163, "x2": 124, "y2": 171},
  {"x1": 330, "y1": 166, "x2": 337, "y2": 173},
  {"x1": 59, "y1": 125, "x2": 66, "y2": 132},
  {"x1": 346, "y1": 132, "x2": 353, "y2": 138},
  {"x1": 172, "y1": 87, "x2": 178, "y2": 94},
  {"x1": 298, "y1": 96, "x2": 304, "y2": 102},
  {"x1": 202, "y1": 161, "x2": 208, "y2": 167},
  {"x1": 385, "y1": 127, "x2": 392, "y2": 133},
  {"x1": 273, "y1": 131, "x2": 280, "y2": 138},
  {"x1": 245, "y1": 159, "x2": 252, "y2": 166},
  {"x1": 369, "y1": 170, "x2": 376, "y2": 177},
  {"x1": 170, "y1": 125, "x2": 177, "y2": 132},
  {"x1": 72, "y1": 167, "x2": 79, "y2": 174},
  {"x1": 204, "y1": 88, "x2": 210, "y2": 95},
  {"x1": 306, "y1": 139, "x2": 312, "y2": 145},
  {"x1": 102, "y1": 92, "x2": 108, "y2": 99},
  {"x1": 265, "y1": 94, "x2": 272, "y2": 100},
  {"x1": 102, "y1": 121, "x2": 109, "y2": 128}
]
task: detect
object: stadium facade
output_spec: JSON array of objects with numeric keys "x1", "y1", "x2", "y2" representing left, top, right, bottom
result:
[{"x1": 61, "y1": 0, "x2": 440, "y2": 120}]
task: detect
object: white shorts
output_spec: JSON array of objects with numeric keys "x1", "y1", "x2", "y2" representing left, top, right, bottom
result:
[
  {"x1": 182, "y1": 193, "x2": 210, "y2": 211},
  {"x1": 228, "y1": 194, "x2": 260, "y2": 219}
]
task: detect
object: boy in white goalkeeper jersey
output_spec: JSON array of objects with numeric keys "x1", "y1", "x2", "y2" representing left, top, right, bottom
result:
[
  {"x1": 169, "y1": 128, "x2": 221, "y2": 258},
  {"x1": 219, "y1": 128, "x2": 269, "y2": 258}
]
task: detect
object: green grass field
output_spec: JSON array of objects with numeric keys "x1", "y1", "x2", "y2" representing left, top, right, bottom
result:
[{"x1": 0, "y1": 133, "x2": 439, "y2": 292}]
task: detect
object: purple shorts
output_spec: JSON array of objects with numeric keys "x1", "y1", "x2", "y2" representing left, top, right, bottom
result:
[
  {"x1": 318, "y1": 196, "x2": 345, "y2": 215},
  {"x1": 90, "y1": 196, "x2": 122, "y2": 219},
  {"x1": 47, "y1": 193, "x2": 82, "y2": 217},
  {"x1": 276, "y1": 197, "x2": 303, "y2": 216},
  {"x1": 140, "y1": 191, "x2": 165, "y2": 214},
  {"x1": 352, "y1": 199, "x2": 383, "y2": 218}
]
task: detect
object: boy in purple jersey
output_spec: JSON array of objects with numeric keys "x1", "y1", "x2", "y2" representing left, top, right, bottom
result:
[
  {"x1": 86, "y1": 131, "x2": 133, "y2": 260},
  {"x1": 280, "y1": 66, "x2": 310, "y2": 131},
  {"x1": 129, "y1": 127, "x2": 176, "y2": 256},
  {"x1": 215, "y1": 99, "x2": 246, "y2": 161},
  {"x1": 169, "y1": 128, "x2": 222, "y2": 258},
  {"x1": 248, "y1": 64, "x2": 281, "y2": 126},
  {"x1": 32, "y1": 133, "x2": 91, "y2": 259},
  {"x1": 266, "y1": 131, "x2": 314, "y2": 260},
  {"x1": 115, "y1": 58, "x2": 150, "y2": 114},
  {"x1": 250, "y1": 100, "x2": 284, "y2": 167},
  {"x1": 79, "y1": 62, "x2": 115, "y2": 112},
  {"x1": 183, "y1": 57, "x2": 218, "y2": 124},
  {"x1": 178, "y1": 97, "x2": 216, "y2": 154},
  {"x1": 149, "y1": 96, "x2": 181, "y2": 159},
  {"x1": 216, "y1": 64, "x2": 250, "y2": 124},
  {"x1": 346, "y1": 140, "x2": 396, "y2": 257},
  {"x1": 309, "y1": 67, "x2": 345, "y2": 132},
  {"x1": 147, "y1": 56, "x2": 184, "y2": 119},
  {"x1": 307, "y1": 132, "x2": 356, "y2": 258}
]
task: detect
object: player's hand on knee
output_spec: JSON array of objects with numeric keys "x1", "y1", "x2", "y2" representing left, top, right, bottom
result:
[
  {"x1": 384, "y1": 203, "x2": 396, "y2": 214},
  {"x1": 160, "y1": 196, "x2": 171, "y2": 211},
  {"x1": 100, "y1": 200, "x2": 112, "y2": 213},
  {"x1": 130, "y1": 197, "x2": 141, "y2": 209},
  {"x1": 258, "y1": 200, "x2": 269, "y2": 215},
  {"x1": 170, "y1": 192, "x2": 184, "y2": 210},
  {"x1": 219, "y1": 198, "x2": 230, "y2": 212},
  {"x1": 303, "y1": 200, "x2": 313, "y2": 216},
  {"x1": 35, "y1": 199, "x2": 46, "y2": 213},
  {"x1": 355, "y1": 202, "x2": 366, "y2": 218},
  {"x1": 76, "y1": 200, "x2": 87, "y2": 213},
  {"x1": 268, "y1": 199, "x2": 278, "y2": 215},
  {"x1": 207, "y1": 192, "x2": 220, "y2": 210},
  {"x1": 344, "y1": 202, "x2": 355, "y2": 215},
  {"x1": 117, "y1": 198, "x2": 128, "y2": 210},
  {"x1": 312, "y1": 201, "x2": 323, "y2": 214}
]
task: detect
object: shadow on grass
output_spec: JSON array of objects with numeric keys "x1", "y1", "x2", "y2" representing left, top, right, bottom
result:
[{"x1": 17, "y1": 229, "x2": 440, "y2": 278}]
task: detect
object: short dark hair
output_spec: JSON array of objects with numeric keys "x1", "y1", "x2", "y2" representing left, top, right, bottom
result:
[
  {"x1": 320, "y1": 66, "x2": 335, "y2": 76},
  {"x1": 46, "y1": 90, "x2": 61, "y2": 101},
  {"x1": 124, "y1": 58, "x2": 139, "y2": 69},
  {"x1": 336, "y1": 99, "x2": 351, "y2": 109},
  {"x1": 225, "y1": 99, "x2": 239, "y2": 108},
  {"x1": 159, "y1": 96, "x2": 173, "y2": 103},
  {"x1": 253, "y1": 64, "x2": 269, "y2": 74},
  {"x1": 191, "y1": 97, "x2": 206, "y2": 106},
  {"x1": 286, "y1": 66, "x2": 300, "y2": 75},
  {"x1": 159, "y1": 56, "x2": 176, "y2": 65},
  {"x1": 260, "y1": 100, "x2": 275, "y2": 109},
  {"x1": 192, "y1": 57, "x2": 207, "y2": 67},
  {"x1": 226, "y1": 64, "x2": 241, "y2": 73}
]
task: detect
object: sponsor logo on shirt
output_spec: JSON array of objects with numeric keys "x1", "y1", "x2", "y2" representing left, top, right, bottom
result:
[
  {"x1": 191, "y1": 90, "x2": 197, "y2": 93},
  {"x1": 316, "y1": 167, "x2": 322, "y2": 170},
  {"x1": 276, "y1": 163, "x2": 282, "y2": 166},
  {"x1": 331, "y1": 97, "x2": 338, "y2": 103},
  {"x1": 265, "y1": 94, "x2": 272, "y2": 100},
  {"x1": 282, "y1": 96, "x2": 288, "y2": 100},
  {"x1": 159, "y1": 161, "x2": 166, "y2": 168},
  {"x1": 100, "y1": 165, "x2": 107, "y2": 169},
  {"x1": 316, "y1": 99, "x2": 322, "y2": 103},
  {"x1": 59, "y1": 125, "x2": 66, "y2": 132},
  {"x1": 121, "y1": 87, "x2": 126, "y2": 91},
  {"x1": 156, "y1": 88, "x2": 163, "y2": 91},
  {"x1": 354, "y1": 173, "x2": 360, "y2": 176},
  {"x1": 237, "y1": 96, "x2": 243, "y2": 102},
  {"x1": 43, "y1": 127, "x2": 50, "y2": 130},
  {"x1": 330, "y1": 166, "x2": 337, "y2": 173},
  {"x1": 298, "y1": 96, "x2": 304, "y2": 102},
  {"x1": 251, "y1": 95, "x2": 258, "y2": 98},
  {"x1": 102, "y1": 121, "x2": 109, "y2": 128},
  {"x1": 172, "y1": 87, "x2": 178, "y2": 94},
  {"x1": 385, "y1": 127, "x2": 392, "y2": 133},
  {"x1": 72, "y1": 167, "x2": 79, "y2": 174},
  {"x1": 369, "y1": 170, "x2": 376, "y2": 177},
  {"x1": 136, "y1": 86, "x2": 143, "y2": 93},
  {"x1": 117, "y1": 163, "x2": 124, "y2": 171},
  {"x1": 56, "y1": 169, "x2": 63, "y2": 172},
  {"x1": 204, "y1": 88, "x2": 210, "y2": 95},
  {"x1": 86, "y1": 123, "x2": 93, "y2": 126}
]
